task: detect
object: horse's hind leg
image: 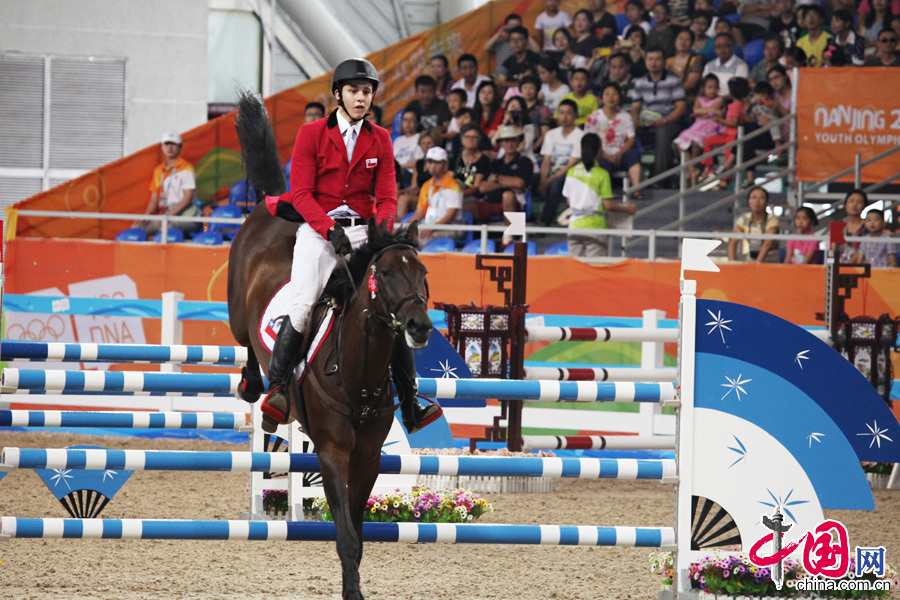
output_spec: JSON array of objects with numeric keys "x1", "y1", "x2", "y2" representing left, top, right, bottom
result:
[
  {"x1": 348, "y1": 438, "x2": 387, "y2": 564},
  {"x1": 238, "y1": 346, "x2": 264, "y2": 403},
  {"x1": 318, "y1": 446, "x2": 365, "y2": 600}
]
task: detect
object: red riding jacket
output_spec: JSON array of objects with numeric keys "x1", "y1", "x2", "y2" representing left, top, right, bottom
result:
[{"x1": 266, "y1": 110, "x2": 397, "y2": 238}]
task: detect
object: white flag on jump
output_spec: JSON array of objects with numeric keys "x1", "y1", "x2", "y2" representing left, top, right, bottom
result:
[{"x1": 681, "y1": 238, "x2": 721, "y2": 276}]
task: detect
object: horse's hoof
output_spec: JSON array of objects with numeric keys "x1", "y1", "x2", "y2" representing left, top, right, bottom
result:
[
  {"x1": 237, "y1": 368, "x2": 261, "y2": 404},
  {"x1": 261, "y1": 414, "x2": 279, "y2": 434},
  {"x1": 342, "y1": 591, "x2": 364, "y2": 600}
]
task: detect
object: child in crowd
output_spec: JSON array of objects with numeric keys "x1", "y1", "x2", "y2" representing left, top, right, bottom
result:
[
  {"x1": 727, "y1": 186, "x2": 780, "y2": 262},
  {"x1": 444, "y1": 89, "x2": 468, "y2": 136},
  {"x1": 853, "y1": 209, "x2": 897, "y2": 267},
  {"x1": 555, "y1": 68, "x2": 598, "y2": 127},
  {"x1": 748, "y1": 81, "x2": 784, "y2": 156},
  {"x1": 563, "y1": 133, "x2": 636, "y2": 257},
  {"x1": 674, "y1": 75, "x2": 725, "y2": 185},
  {"x1": 625, "y1": 0, "x2": 652, "y2": 35},
  {"x1": 446, "y1": 106, "x2": 474, "y2": 159},
  {"x1": 698, "y1": 77, "x2": 750, "y2": 189},
  {"x1": 784, "y1": 206, "x2": 821, "y2": 264}
]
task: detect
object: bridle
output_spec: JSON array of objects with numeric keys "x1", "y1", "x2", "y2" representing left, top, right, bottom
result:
[{"x1": 365, "y1": 243, "x2": 430, "y2": 331}]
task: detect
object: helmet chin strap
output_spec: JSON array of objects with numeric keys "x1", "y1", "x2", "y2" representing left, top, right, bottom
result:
[{"x1": 336, "y1": 91, "x2": 368, "y2": 124}]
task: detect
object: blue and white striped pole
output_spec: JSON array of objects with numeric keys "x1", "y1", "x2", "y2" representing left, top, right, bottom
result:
[
  {"x1": 1, "y1": 369, "x2": 677, "y2": 402},
  {"x1": 0, "y1": 518, "x2": 675, "y2": 547},
  {"x1": 0, "y1": 341, "x2": 247, "y2": 365},
  {"x1": 0, "y1": 410, "x2": 245, "y2": 430},
  {"x1": 1, "y1": 449, "x2": 676, "y2": 480}
]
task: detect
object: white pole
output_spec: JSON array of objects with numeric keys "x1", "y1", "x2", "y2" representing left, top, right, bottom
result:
[
  {"x1": 639, "y1": 309, "x2": 666, "y2": 436},
  {"x1": 675, "y1": 279, "x2": 698, "y2": 592}
]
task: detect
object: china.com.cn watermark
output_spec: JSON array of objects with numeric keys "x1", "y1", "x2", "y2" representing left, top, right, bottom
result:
[{"x1": 749, "y1": 510, "x2": 891, "y2": 590}]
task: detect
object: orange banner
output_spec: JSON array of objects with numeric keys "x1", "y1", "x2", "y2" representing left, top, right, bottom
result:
[{"x1": 796, "y1": 67, "x2": 900, "y2": 183}]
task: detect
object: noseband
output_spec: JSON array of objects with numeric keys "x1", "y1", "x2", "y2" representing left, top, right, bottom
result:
[{"x1": 366, "y1": 243, "x2": 430, "y2": 331}]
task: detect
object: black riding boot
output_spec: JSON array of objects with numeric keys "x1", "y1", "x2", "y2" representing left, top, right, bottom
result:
[
  {"x1": 261, "y1": 318, "x2": 304, "y2": 430},
  {"x1": 391, "y1": 339, "x2": 441, "y2": 435}
]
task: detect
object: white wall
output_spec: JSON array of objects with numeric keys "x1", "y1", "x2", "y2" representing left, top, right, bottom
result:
[{"x1": 0, "y1": 0, "x2": 208, "y2": 154}]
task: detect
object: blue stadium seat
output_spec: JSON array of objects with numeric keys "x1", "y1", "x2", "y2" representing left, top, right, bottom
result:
[
  {"x1": 543, "y1": 241, "x2": 569, "y2": 256},
  {"x1": 228, "y1": 179, "x2": 257, "y2": 211},
  {"x1": 503, "y1": 240, "x2": 537, "y2": 255},
  {"x1": 402, "y1": 211, "x2": 415, "y2": 223},
  {"x1": 421, "y1": 237, "x2": 457, "y2": 253},
  {"x1": 284, "y1": 161, "x2": 291, "y2": 192},
  {"x1": 458, "y1": 211, "x2": 475, "y2": 246},
  {"x1": 460, "y1": 239, "x2": 496, "y2": 254},
  {"x1": 151, "y1": 229, "x2": 184, "y2": 244},
  {"x1": 115, "y1": 227, "x2": 147, "y2": 242},
  {"x1": 391, "y1": 110, "x2": 405, "y2": 142},
  {"x1": 723, "y1": 13, "x2": 741, "y2": 23},
  {"x1": 191, "y1": 231, "x2": 225, "y2": 246},
  {"x1": 615, "y1": 13, "x2": 630, "y2": 35},
  {"x1": 742, "y1": 38, "x2": 766, "y2": 68},
  {"x1": 209, "y1": 204, "x2": 244, "y2": 240}
]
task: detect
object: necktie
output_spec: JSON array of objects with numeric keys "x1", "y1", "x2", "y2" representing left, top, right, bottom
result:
[{"x1": 345, "y1": 127, "x2": 357, "y2": 162}]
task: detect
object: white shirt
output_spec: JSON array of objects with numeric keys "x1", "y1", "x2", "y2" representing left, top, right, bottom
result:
[
  {"x1": 540, "y1": 83, "x2": 571, "y2": 113},
  {"x1": 393, "y1": 133, "x2": 423, "y2": 173},
  {"x1": 450, "y1": 74, "x2": 493, "y2": 108},
  {"x1": 702, "y1": 54, "x2": 750, "y2": 96},
  {"x1": 335, "y1": 110, "x2": 363, "y2": 162},
  {"x1": 535, "y1": 11, "x2": 573, "y2": 51},
  {"x1": 541, "y1": 126, "x2": 584, "y2": 174}
]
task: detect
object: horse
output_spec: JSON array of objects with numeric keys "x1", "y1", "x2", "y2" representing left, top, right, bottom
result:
[{"x1": 227, "y1": 93, "x2": 433, "y2": 600}]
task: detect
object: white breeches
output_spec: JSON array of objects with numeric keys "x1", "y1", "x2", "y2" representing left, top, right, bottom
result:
[{"x1": 287, "y1": 222, "x2": 369, "y2": 332}]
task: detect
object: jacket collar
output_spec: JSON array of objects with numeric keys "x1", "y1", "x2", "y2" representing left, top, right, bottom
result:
[{"x1": 327, "y1": 108, "x2": 373, "y2": 132}]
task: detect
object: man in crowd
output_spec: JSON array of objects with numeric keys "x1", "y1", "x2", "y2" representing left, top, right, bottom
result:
[
  {"x1": 473, "y1": 126, "x2": 534, "y2": 234},
  {"x1": 865, "y1": 29, "x2": 900, "y2": 66},
  {"x1": 702, "y1": 33, "x2": 749, "y2": 95},
  {"x1": 405, "y1": 75, "x2": 451, "y2": 132},
  {"x1": 537, "y1": 99, "x2": 583, "y2": 225},
  {"x1": 630, "y1": 47, "x2": 687, "y2": 183},
  {"x1": 496, "y1": 26, "x2": 542, "y2": 89},
  {"x1": 450, "y1": 54, "x2": 493, "y2": 108},
  {"x1": 304, "y1": 102, "x2": 325, "y2": 122}
]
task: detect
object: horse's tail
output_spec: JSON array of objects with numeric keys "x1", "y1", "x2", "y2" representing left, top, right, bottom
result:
[{"x1": 235, "y1": 91, "x2": 286, "y2": 197}]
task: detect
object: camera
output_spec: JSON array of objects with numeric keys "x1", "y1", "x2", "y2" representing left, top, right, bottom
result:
[{"x1": 509, "y1": 110, "x2": 523, "y2": 125}]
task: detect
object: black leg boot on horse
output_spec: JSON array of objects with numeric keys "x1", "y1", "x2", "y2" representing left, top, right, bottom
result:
[
  {"x1": 391, "y1": 339, "x2": 441, "y2": 434},
  {"x1": 261, "y1": 318, "x2": 304, "y2": 433}
]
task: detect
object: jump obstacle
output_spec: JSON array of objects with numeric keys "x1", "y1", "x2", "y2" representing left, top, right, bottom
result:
[
  {"x1": 2, "y1": 244, "x2": 890, "y2": 597},
  {"x1": 0, "y1": 410, "x2": 246, "y2": 430}
]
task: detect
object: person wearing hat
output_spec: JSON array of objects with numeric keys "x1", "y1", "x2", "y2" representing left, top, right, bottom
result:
[
  {"x1": 139, "y1": 132, "x2": 201, "y2": 236},
  {"x1": 474, "y1": 125, "x2": 534, "y2": 236},
  {"x1": 261, "y1": 57, "x2": 440, "y2": 434},
  {"x1": 408, "y1": 147, "x2": 463, "y2": 242}
]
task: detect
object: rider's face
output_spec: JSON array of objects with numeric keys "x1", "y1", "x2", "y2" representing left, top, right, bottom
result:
[{"x1": 337, "y1": 81, "x2": 374, "y2": 120}]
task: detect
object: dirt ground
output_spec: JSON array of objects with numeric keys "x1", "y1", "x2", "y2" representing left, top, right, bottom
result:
[{"x1": 0, "y1": 431, "x2": 898, "y2": 600}]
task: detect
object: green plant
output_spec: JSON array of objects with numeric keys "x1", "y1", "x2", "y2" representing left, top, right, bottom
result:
[
  {"x1": 262, "y1": 489, "x2": 288, "y2": 513},
  {"x1": 649, "y1": 551, "x2": 674, "y2": 585},
  {"x1": 313, "y1": 486, "x2": 493, "y2": 524},
  {"x1": 861, "y1": 462, "x2": 894, "y2": 475}
]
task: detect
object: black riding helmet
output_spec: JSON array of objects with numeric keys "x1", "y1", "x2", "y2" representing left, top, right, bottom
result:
[{"x1": 332, "y1": 57, "x2": 379, "y2": 99}]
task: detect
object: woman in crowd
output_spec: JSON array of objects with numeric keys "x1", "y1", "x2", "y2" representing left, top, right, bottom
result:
[
  {"x1": 588, "y1": 0, "x2": 618, "y2": 44},
  {"x1": 859, "y1": 0, "x2": 894, "y2": 48},
  {"x1": 472, "y1": 80, "x2": 505, "y2": 143},
  {"x1": 840, "y1": 189, "x2": 870, "y2": 262},
  {"x1": 551, "y1": 28, "x2": 589, "y2": 83},
  {"x1": 767, "y1": 65, "x2": 792, "y2": 144},
  {"x1": 583, "y1": 82, "x2": 644, "y2": 198},
  {"x1": 624, "y1": 0, "x2": 652, "y2": 35},
  {"x1": 622, "y1": 25, "x2": 649, "y2": 78},
  {"x1": 727, "y1": 186, "x2": 780, "y2": 263},
  {"x1": 571, "y1": 9, "x2": 601, "y2": 58},
  {"x1": 691, "y1": 11, "x2": 715, "y2": 60},
  {"x1": 452, "y1": 123, "x2": 491, "y2": 202},
  {"x1": 666, "y1": 28, "x2": 705, "y2": 102},
  {"x1": 492, "y1": 96, "x2": 539, "y2": 170}
]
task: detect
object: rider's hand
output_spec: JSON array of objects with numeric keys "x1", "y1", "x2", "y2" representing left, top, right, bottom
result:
[{"x1": 328, "y1": 222, "x2": 352, "y2": 256}]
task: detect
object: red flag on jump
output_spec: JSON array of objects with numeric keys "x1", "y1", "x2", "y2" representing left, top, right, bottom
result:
[{"x1": 829, "y1": 222, "x2": 846, "y2": 247}]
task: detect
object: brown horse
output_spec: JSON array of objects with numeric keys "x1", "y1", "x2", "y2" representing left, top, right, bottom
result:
[{"x1": 228, "y1": 95, "x2": 433, "y2": 600}]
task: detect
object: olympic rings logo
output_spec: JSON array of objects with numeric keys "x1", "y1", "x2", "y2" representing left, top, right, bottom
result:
[{"x1": 7, "y1": 315, "x2": 68, "y2": 340}]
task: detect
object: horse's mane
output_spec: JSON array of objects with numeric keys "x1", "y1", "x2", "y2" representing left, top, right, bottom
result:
[{"x1": 323, "y1": 224, "x2": 420, "y2": 304}]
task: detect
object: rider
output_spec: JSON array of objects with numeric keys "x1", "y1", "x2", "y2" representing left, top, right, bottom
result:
[{"x1": 262, "y1": 57, "x2": 441, "y2": 434}]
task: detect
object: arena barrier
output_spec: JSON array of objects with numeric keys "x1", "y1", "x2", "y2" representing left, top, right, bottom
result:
[
  {"x1": 521, "y1": 435, "x2": 676, "y2": 451},
  {"x1": 524, "y1": 326, "x2": 678, "y2": 343},
  {"x1": 0, "y1": 341, "x2": 247, "y2": 365},
  {"x1": 1, "y1": 369, "x2": 676, "y2": 403},
  {"x1": 0, "y1": 518, "x2": 674, "y2": 546},
  {"x1": 0, "y1": 448, "x2": 676, "y2": 479},
  {"x1": 522, "y1": 366, "x2": 677, "y2": 382},
  {"x1": 0, "y1": 410, "x2": 246, "y2": 430}
]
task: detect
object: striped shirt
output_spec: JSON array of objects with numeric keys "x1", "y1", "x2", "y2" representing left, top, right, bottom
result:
[{"x1": 628, "y1": 71, "x2": 686, "y2": 116}]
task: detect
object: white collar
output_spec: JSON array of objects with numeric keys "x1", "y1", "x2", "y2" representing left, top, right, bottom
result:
[{"x1": 336, "y1": 109, "x2": 364, "y2": 137}]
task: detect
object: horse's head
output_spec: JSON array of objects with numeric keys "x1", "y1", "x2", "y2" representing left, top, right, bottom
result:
[{"x1": 364, "y1": 220, "x2": 432, "y2": 349}]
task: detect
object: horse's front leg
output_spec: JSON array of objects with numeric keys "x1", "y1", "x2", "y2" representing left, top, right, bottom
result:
[
  {"x1": 318, "y1": 444, "x2": 365, "y2": 600},
  {"x1": 237, "y1": 345, "x2": 264, "y2": 403}
]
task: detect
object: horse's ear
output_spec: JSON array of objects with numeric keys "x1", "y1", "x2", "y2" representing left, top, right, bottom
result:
[
  {"x1": 367, "y1": 218, "x2": 383, "y2": 244},
  {"x1": 406, "y1": 220, "x2": 419, "y2": 243}
]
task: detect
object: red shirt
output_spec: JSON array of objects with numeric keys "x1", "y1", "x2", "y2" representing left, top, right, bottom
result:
[{"x1": 266, "y1": 110, "x2": 397, "y2": 238}]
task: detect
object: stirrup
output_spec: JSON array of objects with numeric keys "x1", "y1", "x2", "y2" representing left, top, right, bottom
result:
[
  {"x1": 404, "y1": 400, "x2": 442, "y2": 435},
  {"x1": 261, "y1": 386, "x2": 289, "y2": 433}
]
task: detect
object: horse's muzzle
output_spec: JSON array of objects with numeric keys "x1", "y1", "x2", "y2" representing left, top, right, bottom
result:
[{"x1": 404, "y1": 317, "x2": 432, "y2": 349}]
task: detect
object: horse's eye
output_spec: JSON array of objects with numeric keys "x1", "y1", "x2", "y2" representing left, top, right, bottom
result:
[{"x1": 381, "y1": 270, "x2": 392, "y2": 278}]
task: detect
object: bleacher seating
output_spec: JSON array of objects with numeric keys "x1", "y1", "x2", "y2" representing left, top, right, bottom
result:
[
  {"x1": 742, "y1": 38, "x2": 766, "y2": 68},
  {"x1": 228, "y1": 179, "x2": 257, "y2": 212},
  {"x1": 191, "y1": 231, "x2": 225, "y2": 246},
  {"x1": 503, "y1": 241, "x2": 537, "y2": 255},
  {"x1": 460, "y1": 239, "x2": 496, "y2": 254},
  {"x1": 114, "y1": 227, "x2": 147, "y2": 242},
  {"x1": 151, "y1": 229, "x2": 185, "y2": 244},
  {"x1": 543, "y1": 241, "x2": 569, "y2": 256},
  {"x1": 420, "y1": 237, "x2": 457, "y2": 253},
  {"x1": 209, "y1": 204, "x2": 244, "y2": 240}
]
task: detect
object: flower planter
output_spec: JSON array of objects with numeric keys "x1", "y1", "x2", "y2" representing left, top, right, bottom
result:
[
  {"x1": 416, "y1": 474, "x2": 553, "y2": 494},
  {"x1": 867, "y1": 472, "x2": 890, "y2": 489}
]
